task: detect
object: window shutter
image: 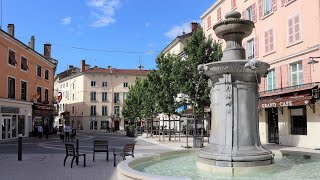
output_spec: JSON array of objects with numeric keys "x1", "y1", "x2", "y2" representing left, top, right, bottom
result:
[
  {"x1": 272, "y1": 0, "x2": 277, "y2": 11},
  {"x1": 281, "y1": 0, "x2": 285, "y2": 6},
  {"x1": 254, "y1": 37, "x2": 259, "y2": 58},
  {"x1": 231, "y1": 0, "x2": 236, "y2": 9},
  {"x1": 217, "y1": 7, "x2": 221, "y2": 21},
  {"x1": 269, "y1": 29, "x2": 274, "y2": 51},
  {"x1": 207, "y1": 15, "x2": 211, "y2": 29},
  {"x1": 288, "y1": 18, "x2": 293, "y2": 43},
  {"x1": 258, "y1": 0, "x2": 263, "y2": 19},
  {"x1": 252, "y1": 3, "x2": 257, "y2": 22},
  {"x1": 265, "y1": 31, "x2": 269, "y2": 53},
  {"x1": 294, "y1": 15, "x2": 300, "y2": 41}
]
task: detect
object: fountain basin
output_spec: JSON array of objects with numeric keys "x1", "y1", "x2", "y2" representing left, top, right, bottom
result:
[{"x1": 118, "y1": 149, "x2": 320, "y2": 180}]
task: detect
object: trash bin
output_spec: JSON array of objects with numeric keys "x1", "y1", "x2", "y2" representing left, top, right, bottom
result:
[{"x1": 193, "y1": 136, "x2": 204, "y2": 148}]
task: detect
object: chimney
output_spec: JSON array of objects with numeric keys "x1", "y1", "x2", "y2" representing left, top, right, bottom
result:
[
  {"x1": 108, "y1": 65, "x2": 112, "y2": 69},
  {"x1": 30, "y1": 36, "x2": 35, "y2": 50},
  {"x1": 7, "y1": 24, "x2": 15, "y2": 37},
  {"x1": 69, "y1": 65, "x2": 74, "y2": 70},
  {"x1": 80, "y1": 60, "x2": 85, "y2": 72},
  {"x1": 138, "y1": 65, "x2": 144, "y2": 70},
  {"x1": 191, "y1": 22, "x2": 200, "y2": 32},
  {"x1": 43, "y1": 43, "x2": 51, "y2": 58},
  {"x1": 85, "y1": 64, "x2": 90, "y2": 70}
]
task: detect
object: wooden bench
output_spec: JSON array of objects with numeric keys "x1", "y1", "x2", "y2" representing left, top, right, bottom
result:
[
  {"x1": 113, "y1": 143, "x2": 135, "y2": 167},
  {"x1": 63, "y1": 143, "x2": 86, "y2": 168},
  {"x1": 93, "y1": 140, "x2": 109, "y2": 162}
]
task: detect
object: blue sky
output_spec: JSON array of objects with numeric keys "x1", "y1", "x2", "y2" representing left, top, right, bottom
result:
[{"x1": 1, "y1": 0, "x2": 215, "y2": 73}]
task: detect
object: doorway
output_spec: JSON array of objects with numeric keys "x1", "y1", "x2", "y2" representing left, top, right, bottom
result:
[
  {"x1": 266, "y1": 108, "x2": 279, "y2": 144},
  {"x1": 2, "y1": 116, "x2": 12, "y2": 139},
  {"x1": 114, "y1": 121, "x2": 120, "y2": 131}
]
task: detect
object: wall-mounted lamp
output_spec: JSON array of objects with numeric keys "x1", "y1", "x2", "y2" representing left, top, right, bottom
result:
[{"x1": 308, "y1": 57, "x2": 320, "y2": 64}]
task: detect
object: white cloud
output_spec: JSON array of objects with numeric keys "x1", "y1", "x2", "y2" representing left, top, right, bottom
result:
[
  {"x1": 61, "y1": 16, "x2": 72, "y2": 25},
  {"x1": 165, "y1": 23, "x2": 191, "y2": 39},
  {"x1": 145, "y1": 22, "x2": 151, "y2": 28},
  {"x1": 87, "y1": 0, "x2": 121, "y2": 27}
]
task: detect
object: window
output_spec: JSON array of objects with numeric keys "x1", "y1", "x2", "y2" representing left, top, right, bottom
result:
[
  {"x1": 91, "y1": 81, "x2": 96, "y2": 87},
  {"x1": 123, "y1": 82, "x2": 128, "y2": 88},
  {"x1": 37, "y1": 65, "x2": 42, "y2": 77},
  {"x1": 114, "y1": 106, "x2": 120, "y2": 117},
  {"x1": 66, "y1": 82, "x2": 68, "y2": 87},
  {"x1": 90, "y1": 105, "x2": 96, "y2": 116},
  {"x1": 63, "y1": 83, "x2": 65, "y2": 88},
  {"x1": 123, "y1": 92, "x2": 128, "y2": 101},
  {"x1": 114, "y1": 93, "x2": 120, "y2": 103},
  {"x1": 37, "y1": 86, "x2": 42, "y2": 102},
  {"x1": 72, "y1": 106, "x2": 75, "y2": 114},
  {"x1": 263, "y1": 0, "x2": 272, "y2": 16},
  {"x1": 44, "y1": 69, "x2": 48, "y2": 79},
  {"x1": 264, "y1": 28, "x2": 274, "y2": 54},
  {"x1": 290, "y1": 62, "x2": 303, "y2": 86},
  {"x1": 288, "y1": 14, "x2": 301, "y2": 45},
  {"x1": 8, "y1": 77, "x2": 15, "y2": 99},
  {"x1": 290, "y1": 107, "x2": 307, "y2": 135},
  {"x1": 231, "y1": 0, "x2": 236, "y2": 9},
  {"x1": 90, "y1": 91, "x2": 96, "y2": 101},
  {"x1": 8, "y1": 50, "x2": 16, "y2": 66},
  {"x1": 102, "y1": 106, "x2": 108, "y2": 116},
  {"x1": 246, "y1": 6, "x2": 253, "y2": 21},
  {"x1": 44, "y1": 89, "x2": 49, "y2": 102},
  {"x1": 217, "y1": 7, "x2": 221, "y2": 21},
  {"x1": 21, "y1": 56, "x2": 28, "y2": 71},
  {"x1": 102, "y1": 82, "x2": 108, "y2": 87},
  {"x1": 72, "y1": 84, "x2": 74, "y2": 90},
  {"x1": 21, "y1": 81, "x2": 27, "y2": 101},
  {"x1": 102, "y1": 92, "x2": 108, "y2": 102},
  {"x1": 266, "y1": 70, "x2": 276, "y2": 90},
  {"x1": 247, "y1": 39, "x2": 254, "y2": 59},
  {"x1": 206, "y1": 15, "x2": 211, "y2": 29},
  {"x1": 72, "y1": 94, "x2": 74, "y2": 101}
]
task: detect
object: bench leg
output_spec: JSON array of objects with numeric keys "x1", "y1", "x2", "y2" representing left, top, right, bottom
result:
[
  {"x1": 114, "y1": 153, "x2": 116, "y2": 167},
  {"x1": 63, "y1": 155, "x2": 68, "y2": 166},
  {"x1": 83, "y1": 154, "x2": 86, "y2": 167},
  {"x1": 71, "y1": 157, "x2": 76, "y2": 168},
  {"x1": 93, "y1": 151, "x2": 95, "y2": 162}
]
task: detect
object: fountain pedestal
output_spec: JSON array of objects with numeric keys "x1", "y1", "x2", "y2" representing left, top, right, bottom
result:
[{"x1": 197, "y1": 11, "x2": 274, "y2": 172}]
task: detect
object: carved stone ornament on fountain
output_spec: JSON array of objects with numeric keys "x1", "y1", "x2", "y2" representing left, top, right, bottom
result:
[{"x1": 197, "y1": 11, "x2": 274, "y2": 173}]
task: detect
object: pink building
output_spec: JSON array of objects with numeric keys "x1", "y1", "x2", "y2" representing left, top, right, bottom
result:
[{"x1": 201, "y1": 0, "x2": 320, "y2": 148}]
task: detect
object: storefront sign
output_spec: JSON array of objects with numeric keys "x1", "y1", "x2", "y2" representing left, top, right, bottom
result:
[
  {"x1": 261, "y1": 101, "x2": 293, "y2": 108},
  {"x1": 1, "y1": 107, "x2": 19, "y2": 114}
]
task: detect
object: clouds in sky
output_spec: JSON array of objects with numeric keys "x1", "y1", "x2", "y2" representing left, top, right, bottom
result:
[
  {"x1": 165, "y1": 22, "x2": 191, "y2": 39},
  {"x1": 61, "y1": 16, "x2": 72, "y2": 25},
  {"x1": 87, "y1": 0, "x2": 121, "y2": 27},
  {"x1": 145, "y1": 22, "x2": 151, "y2": 28}
]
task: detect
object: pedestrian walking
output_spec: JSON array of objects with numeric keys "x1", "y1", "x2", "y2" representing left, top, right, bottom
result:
[
  {"x1": 64, "y1": 123, "x2": 71, "y2": 142},
  {"x1": 38, "y1": 124, "x2": 43, "y2": 139},
  {"x1": 44, "y1": 123, "x2": 49, "y2": 139}
]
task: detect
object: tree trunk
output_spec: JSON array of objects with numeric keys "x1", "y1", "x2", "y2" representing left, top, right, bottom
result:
[{"x1": 168, "y1": 113, "x2": 171, "y2": 141}]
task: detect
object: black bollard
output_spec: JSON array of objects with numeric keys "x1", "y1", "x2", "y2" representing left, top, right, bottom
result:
[{"x1": 18, "y1": 134, "x2": 22, "y2": 161}]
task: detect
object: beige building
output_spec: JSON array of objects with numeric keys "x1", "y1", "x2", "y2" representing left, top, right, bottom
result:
[
  {"x1": 201, "y1": 0, "x2": 320, "y2": 148},
  {"x1": 55, "y1": 60, "x2": 149, "y2": 131}
]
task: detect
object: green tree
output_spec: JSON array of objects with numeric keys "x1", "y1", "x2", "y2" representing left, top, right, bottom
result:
[
  {"x1": 178, "y1": 28, "x2": 222, "y2": 116},
  {"x1": 156, "y1": 53, "x2": 181, "y2": 141}
]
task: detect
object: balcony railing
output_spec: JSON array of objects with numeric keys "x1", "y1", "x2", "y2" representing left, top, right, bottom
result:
[{"x1": 259, "y1": 82, "x2": 320, "y2": 97}]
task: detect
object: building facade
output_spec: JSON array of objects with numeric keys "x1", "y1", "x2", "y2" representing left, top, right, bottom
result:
[
  {"x1": 55, "y1": 60, "x2": 149, "y2": 131},
  {"x1": 201, "y1": 0, "x2": 320, "y2": 148},
  {"x1": 0, "y1": 24, "x2": 58, "y2": 140}
]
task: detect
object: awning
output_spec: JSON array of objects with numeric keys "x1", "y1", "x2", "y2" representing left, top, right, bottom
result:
[
  {"x1": 259, "y1": 96, "x2": 312, "y2": 108},
  {"x1": 260, "y1": 85, "x2": 318, "y2": 97}
]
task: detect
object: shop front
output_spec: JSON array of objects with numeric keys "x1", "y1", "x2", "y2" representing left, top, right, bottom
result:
[
  {"x1": 0, "y1": 98, "x2": 32, "y2": 140},
  {"x1": 32, "y1": 103, "x2": 55, "y2": 136},
  {"x1": 258, "y1": 83, "x2": 320, "y2": 148}
]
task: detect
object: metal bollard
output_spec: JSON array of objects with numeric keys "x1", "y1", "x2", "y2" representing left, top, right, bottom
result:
[
  {"x1": 76, "y1": 139, "x2": 79, "y2": 164},
  {"x1": 18, "y1": 134, "x2": 22, "y2": 161}
]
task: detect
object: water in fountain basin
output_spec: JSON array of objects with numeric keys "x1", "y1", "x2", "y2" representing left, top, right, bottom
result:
[{"x1": 132, "y1": 152, "x2": 320, "y2": 180}]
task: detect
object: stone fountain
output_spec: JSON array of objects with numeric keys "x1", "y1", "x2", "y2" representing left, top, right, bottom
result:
[{"x1": 197, "y1": 11, "x2": 274, "y2": 174}]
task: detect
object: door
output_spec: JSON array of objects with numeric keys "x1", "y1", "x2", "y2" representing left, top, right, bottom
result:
[
  {"x1": 267, "y1": 108, "x2": 279, "y2": 144},
  {"x1": 1, "y1": 116, "x2": 12, "y2": 139},
  {"x1": 114, "y1": 121, "x2": 120, "y2": 131}
]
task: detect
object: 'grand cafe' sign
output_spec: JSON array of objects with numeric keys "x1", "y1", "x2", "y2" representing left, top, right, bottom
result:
[{"x1": 260, "y1": 101, "x2": 294, "y2": 108}]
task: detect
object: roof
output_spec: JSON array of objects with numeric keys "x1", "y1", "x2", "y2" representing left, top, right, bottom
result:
[
  {"x1": 0, "y1": 29, "x2": 57, "y2": 67},
  {"x1": 84, "y1": 67, "x2": 149, "y2": 75},
  {"x1": 161, "y1": 32, "x2": 193, "y2": 55},
  {"x1": 56, "y1": 67, "x2": 80, "y2": 80}
]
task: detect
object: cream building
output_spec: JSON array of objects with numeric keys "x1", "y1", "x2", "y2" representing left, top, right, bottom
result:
[
  {"x1": 201, "y1": 0, "x2": 320, "y2": 148},
  {"x1": 55, "y1": 60, "x2": 149, "y2": 131}
]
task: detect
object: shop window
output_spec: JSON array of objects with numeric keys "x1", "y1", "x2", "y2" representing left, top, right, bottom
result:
[
  {"x1": 266, "y1": 69, "x2": 276, "y2": 90},
  {"x1": 8, "y1": 77, "x2": 15, "y2": 99},
  {"x1": 290, "y1": 62, "x2": 303, "y2": 86},
  {"x1": 290, "y1": 107, "x2": 307, "y2": 135}
]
